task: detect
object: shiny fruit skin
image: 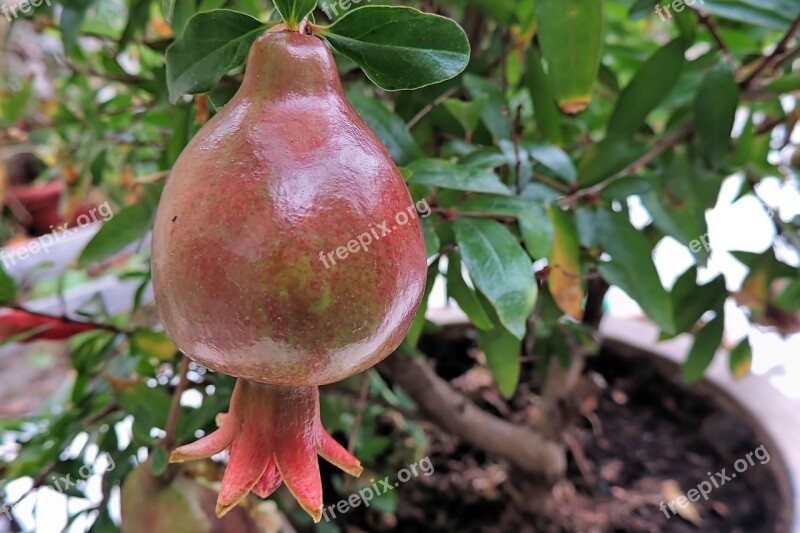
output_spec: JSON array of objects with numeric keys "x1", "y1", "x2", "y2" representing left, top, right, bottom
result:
[{"x1": 152, "y1": 31, "x2": 427, "y2": 386}]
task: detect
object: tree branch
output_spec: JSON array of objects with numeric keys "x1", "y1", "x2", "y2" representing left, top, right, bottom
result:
[
  {"x1": 377, "y1": 353, "x2": 566, "y2": 479},
  {"x1": 741, "y1": 14, "x2": 800, "y2": 88}
]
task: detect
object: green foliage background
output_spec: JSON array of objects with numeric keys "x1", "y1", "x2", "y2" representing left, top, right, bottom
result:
[{"x1": 1, "y1": 0, "x2": 799, "y2": 530}]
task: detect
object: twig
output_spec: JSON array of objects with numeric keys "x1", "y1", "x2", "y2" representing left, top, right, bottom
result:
[
  {"x1": 694, "y1": 10, "x2": 730, "y2": 56},
  {"x1": 406, "y1": 86, "x2": 460, "y2": 130},
  {"x1": 430, "y1": 207, "x2": 516, "y2": 222},
  {"x1": 741, "y1": 14, "x2": 800, "y2": 88},
  {"x1": 162, "y1": 355, "x2": 190, "y2": 451},
  {"x1": 533, "y1": 172, "x2": 571, "y2": 193},
  {"x1": 347, "y1": 373, "x2": 370, "y2": 454},
  {"x1": 559, "y1": 122, "x2": 695, "y2": 206}
]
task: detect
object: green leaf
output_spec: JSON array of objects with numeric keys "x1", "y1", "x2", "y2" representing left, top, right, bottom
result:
[
  {"x1": 165, "y1": 10, "x2": 268, "y2": 103},
  {"x1": 698, "y1": 0, "x2": 798, "y2": 29},
  {"x1": 446, "y1": 253, "x2": 493, "y2": 330},
  {"x1": 457, "y1": 194, "x2": 553, "y2": 259},
  {"x1": 536, "y1": 0, "x2": 604, "y2": 114},
  {"x1": 421, "y1": 217, "x2": 440, "y2": 258},
  {"x1": 607, "y1": 38, "x2": 686, "y2": 137},
  {"x1": 0, "y1": 262, "x2": 17, "y2": 303},
  {"x1": 319, "y1": 6, "x2": 470, "y2": 91},
  {"x1": 453, "y1": 218, "x2": 537, "y2": 339},
  {"x1": 120, "y1": 0, "x2": 151, "y2": 48},
  {"x1": 463, "y1": 74, "x2": 513, "y2": 141},
  {"x1": 404, "y1": 261, "x2": 439, "y2": 348},
  {"x1": 670, "y1": 268, "x2": 727, "y2": 335},
  {"x1": 406, "y1": 159, "x2": 512, "y2": 195},
  {"x1": 347, "y1": 91, "x2": 423, "y2": 165},
  {"x1": 524, "y1": 49, "x2": 563, "y2": 144},
  {"x1": 273, "y1": 0, "x2": 317, "y2": 29},
  {"x1": 767, "y1": 75, "x2": 800, "y2": 94},
  {"x1": 524, "y1": 143, "x2": 577, "y2": 183},
  {"x1": 694, "y1": 63, "x2": 740, "y2": 167},
  {"x1": 78, "y1": 200, "x2": 155, "y2": 268},
  {"x1": 682, "y1": 311, "x2": 725, "y2": 383},
  {"x1": 595, "y1": 210, "x2": 674, "y2": 333},
  {"x1": 578, "y1": 137, "x2": 648, "y2": 187},
  {"x1": 161, "y1": 0, "x2": 176, "y2": 22},
  {"x1": 61, "y1": 0, "x2": 96, "y2": 56},
  {"x1": 443, "y1": 95, "x2": 490, "y2": 140},
  {"x1": 728, "y1": 337, "x2": 752, "y2": 379},
  {"x1": 775, "y1": 277, "x2": 800, "y2": 312},
  {"x1": 151, "y1": 446, "x2": 169, "y2": 476},
  {"x1": 548, "y1": 206, "x2": 584, "y2": 319},
  {"x1": 476, "y1": 293, "x2": 521, "y2": 398}
]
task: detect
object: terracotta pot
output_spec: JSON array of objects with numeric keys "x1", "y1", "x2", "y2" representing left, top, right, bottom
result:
[{"x1": 7, "y1": 180, "x2": 65, "y2": 236}]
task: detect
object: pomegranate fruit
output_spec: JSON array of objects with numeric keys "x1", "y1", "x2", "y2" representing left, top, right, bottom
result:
[{"x1": 151, "y1": 29, "x2": 427, "y2": 520}]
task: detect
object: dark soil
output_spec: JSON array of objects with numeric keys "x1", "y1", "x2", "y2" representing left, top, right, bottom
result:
[{"x1": 319, "y1": 325, "x2": 789, "y2": 533}]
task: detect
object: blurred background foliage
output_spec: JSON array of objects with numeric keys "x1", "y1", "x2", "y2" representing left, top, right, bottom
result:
[{"x1": 0, "y1": 0, "x2": 799, "y2": 531}]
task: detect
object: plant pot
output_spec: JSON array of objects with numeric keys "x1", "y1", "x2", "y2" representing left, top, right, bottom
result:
[
  {"x1": 6, "y1": 180, "x2": 65, "y2": 236},
  {"x1": 422, "y1": 307, "x2": 798, "y2": 532}
]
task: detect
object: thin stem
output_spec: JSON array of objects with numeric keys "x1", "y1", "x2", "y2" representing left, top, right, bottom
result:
[
  {"x1": 694, "y1": 10, "x2": 730, "y2": 57},
  {"x1": 406, "y1": 86, "x2": 460, "y2": 130},
  {"x1": 162, "y1": 355, "x2": 190, "y2": 451},
  {"x1": 741, "y1": 14, "x2": 800, "y2": 88}
]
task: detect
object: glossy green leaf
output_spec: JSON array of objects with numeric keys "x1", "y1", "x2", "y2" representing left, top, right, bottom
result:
[
  {"x1": 595, "y1": 210, "x2": 674, "y2": 333},
  {"x1": 78, "y1": 200, "x2": 155, "y2": 268},
  {"x1": 524, "y1": 48, "x2": 563, "y2": 144},
  {"x1": 446, "y1": 253, "x2": 493, "y2": 330},
  {"x1": 406, "y1": 159, "x2": 512, "y2": 195},
  {"x1": 682, "y1": 311, "x2": 725, "y2": 383},
  {"x1": 694, "y1": 63, "x2": 740, "y2": 167},
  {"x1": 463, "y1": 74, "x2": 513, "y2": 141},
  {"x1": 454, "y1": 218, "x2": 537, "y2": 339},
  {"x1": 476, "y1": 293, "x2": 521, "y2": 398},
  {"x1": 607, "y1": 38, "x2": 686, "y2": 137},
  {"x1": 319, "y1": 7, "x2": 470, "y2": 91},
  {"x1": 536, "y1": 0, "x2": 604, "y2": 114},
  {"x1": 456, "y1": 194, "x2": 553, "y2": 258},
  {"x1": 347, "y1": 91, "x2": 423, "y2": 165},
  {"x1": 273, "y1": 0, "x2": 317, "y2": 29},
  {"x1": 443, "y1": 95, "x2": 490, "y2": 140},
  {"x1": 524, "y1": 143, "x2": 577, "y2": 183},
  {"x1": 165, "y1": 10, "x2": 268, "y2": 103}
]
